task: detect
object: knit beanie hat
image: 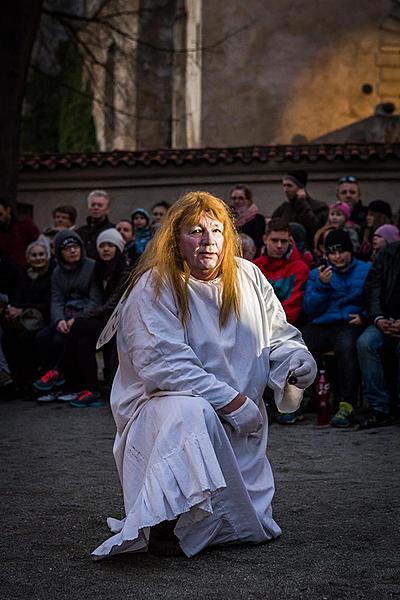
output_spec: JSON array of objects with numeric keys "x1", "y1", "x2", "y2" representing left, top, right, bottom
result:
[
  {"x1": 324, "y1": 229, "x2": 353, "y2": 255},
  {"x1": 374, "y1": 224, "x2": 400, "y2": 244},
  {"x1": 285, "y1": 170, "x2": 308, "y2": 188},
  {"x1": 131, "y1": 208, "x2": 151, "y2": 225},
  {"x1": 330, "y1": 202, "x2": 351, "y2": 221},
  {"x1": 96, "y1": 228, "x2": 125, "y2": 254},
  {"x1": 367, "y1": 200, "x2": 392, "y2": 219}
]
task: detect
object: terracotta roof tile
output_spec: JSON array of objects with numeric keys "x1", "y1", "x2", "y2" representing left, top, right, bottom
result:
[{"x1": 19, "y1": 144, "x2": 400, "y2": 171}]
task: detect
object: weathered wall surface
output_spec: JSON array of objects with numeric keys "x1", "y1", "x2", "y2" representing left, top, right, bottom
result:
[
  {"x1": 17, "y1": 156, "x2": 400, "y2": 229},
  {"x1": 201, "y1": 0, "x2": 395, "y2": 145}
]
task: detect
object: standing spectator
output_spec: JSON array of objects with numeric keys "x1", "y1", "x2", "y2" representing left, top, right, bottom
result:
[
  {"x1": 357, "y1": 241, "x2": 400, "y2": 428},
  {"x1": 336, "y1": 175, "x2": 367, "y2": 233},
  {"x1": 116, "y1": 220, "x2": 134, "y2": 243},
  {"x1": 151, "y1": 201, "x2": 170, "y2": 232},
  {"x1": 0, "y1": 199, "x2": 40, "y2": 269},
  {"x1": 33, "y1": 230, "x2": 99, "y2": 396},
  {"x1": 272, "y1": 171, "x2": 328, "y2": 249},
  {"x1": 62, "y1": 228, "x2": 127, "y2": 407},
  {"x1": 302, "y1": 229, "x2": 371, "y2": 428},
  {"x1": 51, "y1": 205, "x2": 77, "y2": 229},
  {"x1": 254, "y1": 218, "x2": 309, "y2": 327},
  {"x1": 230, "y1": 185, "x2": 266, "y2": 256},
  {"x1": 126, "y1": 208, "x2": 152, "y2": 266},
  {"x1": 359, "y1": 200, "x2": 392, "y2": 261},
  {"x1": 76, "y1": 190, "x2": 114, "y2": 259},
  {"x1": 3, "y1": 241, "x2": 52, "y2": 394}
]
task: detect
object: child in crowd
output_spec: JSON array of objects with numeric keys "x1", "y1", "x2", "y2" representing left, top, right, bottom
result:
[
  {"x1": 327, "y1": 202, "x2": 360, "y2": 252},
  {"x1": 371, "y1": 224, "x2": 400, "y2": 260},
  {"x1": 127, "y1": 208, "x2": 152, "y2": 266},
  {"x1": 359, "y1": 200, "x2": 392, "y2": 261}
]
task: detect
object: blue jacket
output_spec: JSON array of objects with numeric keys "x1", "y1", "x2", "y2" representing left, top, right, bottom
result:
[{"x1": 304, "y1": 258, "x2": 371, "y2": 324}]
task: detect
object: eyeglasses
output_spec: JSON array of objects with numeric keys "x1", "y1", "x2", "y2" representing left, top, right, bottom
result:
[{"x1": 337, "y1": 176, "x2": 358, "y2": 185}]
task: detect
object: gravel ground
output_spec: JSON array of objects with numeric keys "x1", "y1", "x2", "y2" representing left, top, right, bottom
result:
[{"x1": 1, "y1": 397, "x2": 399, "y2": 600}]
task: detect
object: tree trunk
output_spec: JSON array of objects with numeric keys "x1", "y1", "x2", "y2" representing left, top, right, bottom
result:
[{"x1": 0, "y1": 1, "x2": 43, "y2": 206}]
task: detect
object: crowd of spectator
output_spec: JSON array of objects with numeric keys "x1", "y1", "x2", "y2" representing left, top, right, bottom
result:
[{"x1": 0, "y1": 175, "x2": 399, "y2": 430}]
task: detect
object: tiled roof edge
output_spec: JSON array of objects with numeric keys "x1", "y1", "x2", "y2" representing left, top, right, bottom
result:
[{"x1": 19, "y1": 143, "x2": 400, "y2": 171}]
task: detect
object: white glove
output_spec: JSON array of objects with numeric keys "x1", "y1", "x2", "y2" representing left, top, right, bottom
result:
[
  {"x1": 221, "y1": 397, "x2": 263, "y2": 436},
  {"x1": 288, "y1": 351, "x2": 317, "y2": 390}
]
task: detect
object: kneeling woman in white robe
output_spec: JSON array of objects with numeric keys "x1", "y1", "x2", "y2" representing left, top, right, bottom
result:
[{"x1": 92, "y1": 191, "x2": 316, "y2": 559}]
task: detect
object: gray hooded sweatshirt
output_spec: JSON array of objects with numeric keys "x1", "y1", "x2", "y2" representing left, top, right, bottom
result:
[{"x1": 51, "y1": 230, "x2": 100, "y2": 324}]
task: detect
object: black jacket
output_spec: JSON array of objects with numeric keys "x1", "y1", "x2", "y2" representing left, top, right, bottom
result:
[
  {"x1": 12, "y1": 268, "x2": 52, "y2": 323},
  {"x1": 364, "y1": 241, "x2": 400, "y2": 320}
]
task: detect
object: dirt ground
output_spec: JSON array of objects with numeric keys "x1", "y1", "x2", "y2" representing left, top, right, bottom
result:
[{"x1": 1, "y1": 397, "x2": 399, "y2": 600}]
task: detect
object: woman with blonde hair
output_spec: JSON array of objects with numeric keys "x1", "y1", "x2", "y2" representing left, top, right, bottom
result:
[{"x1": 92, "y1": 191, "x2": 316, "y2": 559}]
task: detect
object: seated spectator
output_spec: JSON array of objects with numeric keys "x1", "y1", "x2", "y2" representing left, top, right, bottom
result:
[
  {"x1": 0, "y1": 199, "x2": 40, "y2": 269},
  {"x1": 33, "y1": 230, "x2": 99, "y2": 397},
  {"x1": 371, "y1": 224, "x2": 400, "y2": 261},
  {"x1": 126, "y1": 208, "x2": 152, "y2": 266},
  {"x1": 151, "y1": 201, "x2": 170, "y2": 232},
  {"x1": 62, "y1": 229, "x2": 127, "y2": 407},
  {"x1": 302, "y1": 229, "x2": 371, "y2": 428},
  {"x1": 272, "y1": 171, "x2": 328, "y2": 249},
  {"x1": 254, "y1": 218, "x2": 309, "y2": 327},
  {"x1": 2, "y1": 241, "x2": 52, "y2": 394},
  {"x1": 76, "y1": 190, "x2": 114, "y2": 258},
  {"x1": 230, "y1": 185, "x2": 266, "y2": 256},
  {"x1": 312, "y1": 224, "x2": 336, "y2": 266},
  {"x1": 336, "y1": 175, "x2": 367, "y2": 234},
  {"x1": 359, "y1": 200, "x2": 392, "y2": 261},
  {"x1": 356, "y1": 240, "x2": 400, "y2": 428},
  {"x1": 239, "y1": 233, "x2": 256, "y2": 261},
  {"x1": 51, "y1": 205, "x2": 77, "y2": 229},
  {"x1": 327, "y1": 202, "x2": 360, "y2": 253}
]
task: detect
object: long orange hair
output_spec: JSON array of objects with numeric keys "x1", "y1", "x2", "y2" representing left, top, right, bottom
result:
[{"x1": 127, "y1": 190, "x2": 242, "y2": 326}]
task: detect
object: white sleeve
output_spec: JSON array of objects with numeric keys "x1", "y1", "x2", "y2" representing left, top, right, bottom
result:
[
  {"x1": 121, "y1": 275, "x2": 239, "y2": 411},
  {"x1": 258, "y1": 270, "x2": 312, "y2": 412}
]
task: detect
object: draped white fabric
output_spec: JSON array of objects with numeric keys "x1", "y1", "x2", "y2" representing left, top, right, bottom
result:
[{"x1": 92, "y1": 259, "x2": 310, "y2": 559}]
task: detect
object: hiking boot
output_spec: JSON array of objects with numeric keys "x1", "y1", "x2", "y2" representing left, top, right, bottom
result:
[
  {"x1": 33, "y1": 369, "x2": 65, "y2": 392},
  {"x1": 330, "y1": 401, "x2": 353, "y2": 428},
  {"x1": 276, "y1": 410, "x2": 304, "y2": 425},
  {"x1": 69, "y1": 390, "x2": 102, "y2": 408},
  {"x1": 357, "y1": 410, "x2": 392, "y2": 430}
]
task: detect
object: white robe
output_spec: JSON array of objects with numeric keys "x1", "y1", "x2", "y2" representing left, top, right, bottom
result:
[{"x1": 92, "y1": 259, "x2": 310, "y2": 559}]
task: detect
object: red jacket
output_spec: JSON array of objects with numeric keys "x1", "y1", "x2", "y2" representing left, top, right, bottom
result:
[
  {"x1": 253, "y1": 245, "x2": 310, "y2": 324},
  {"x1": 0, "y1": 215, "x2": 40, "y2": 269}
]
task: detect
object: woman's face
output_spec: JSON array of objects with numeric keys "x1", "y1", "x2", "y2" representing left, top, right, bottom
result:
[
  {"x1": 179, "y1": 214, "x2": 224, "y2": 280},
  {"x1": 27, "y1": 245, "x2": 48, "y2": 271},
  {"x1": 98, "y1": 242, "x2": 117, "y2": 261},
  {"x1": 329, "y1": 209, "x2": 345, "y2": 228},
  {"x1": 152, "y1": 205, "x2": 168, "y2": 224},
  {"x1": 372, "y1": 234, "x2": 386, "y2": 251},
  {"x1": 230, "y1": 189, "x2": 250, "y2": 214},
  {"x1": 366, "y1": 211, "x2": 375, "y2": 228}
]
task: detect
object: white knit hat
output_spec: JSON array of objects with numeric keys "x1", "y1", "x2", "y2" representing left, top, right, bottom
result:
[{"x1": 96, "y1": 228, "x2": 125, "y2": 254}]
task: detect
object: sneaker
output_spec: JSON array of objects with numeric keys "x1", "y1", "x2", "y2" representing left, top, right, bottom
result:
[
  {"x1": 0, "y1": 370, "x2": 13, "y2": 387},
  {"x1": 69, "y1": 390, "x2": 102, "y2": 408},
  {"x1": 37, "y1": 391, "x2": 59, "y2": 403},
  {"x1": 357, "y1": 410, "x2": 392, "y2": 430},
  {"x1": 276, "y1": 410, "x2": 304, "y2": 425},
  {"x1": 330, "y1": 401, "x2": 353, "y2": 428},
  {"x1": 33, "y1": 369, "x2": 65, "y2": 392}
]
